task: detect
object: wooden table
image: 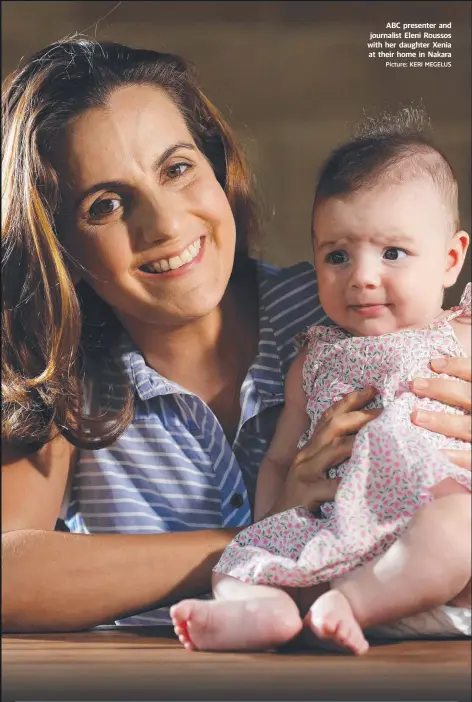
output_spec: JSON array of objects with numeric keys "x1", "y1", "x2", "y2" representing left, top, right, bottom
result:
[{"x1": 2, "y1": 627, "x2": 471, "y2": 701}]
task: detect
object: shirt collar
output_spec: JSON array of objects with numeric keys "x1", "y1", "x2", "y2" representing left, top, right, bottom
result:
[{"x1": 113, "y1": 260, "x2": 285, "y2": 404}]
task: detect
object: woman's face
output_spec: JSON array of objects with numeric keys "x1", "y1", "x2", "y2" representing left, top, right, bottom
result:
[{"x1": 55, "y1": 84, "x2": 236, "y2": 328}]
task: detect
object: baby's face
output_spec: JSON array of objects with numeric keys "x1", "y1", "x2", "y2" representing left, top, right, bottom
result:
[{"x1": 313, "y1": 177, "x2": 457, "y2": 336}]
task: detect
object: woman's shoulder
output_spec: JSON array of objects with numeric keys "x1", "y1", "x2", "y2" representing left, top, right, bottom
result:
[
  {"x1": 257, "y1": 259, "x2": 318, "y2": 307},
  {"x1": 254, "y1": 259, "x2": 330, "y2": 372},
  {"x1": 257, "y1": 259, "x2": 316, "y2": 290},
  {"x1": 256, "y1": 259, "x2": 327, "y2": 328}
]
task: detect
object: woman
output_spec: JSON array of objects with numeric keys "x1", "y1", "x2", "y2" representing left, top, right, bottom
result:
[{"x1": 2, "y1": 38, "x2": 470, "y2": 633}]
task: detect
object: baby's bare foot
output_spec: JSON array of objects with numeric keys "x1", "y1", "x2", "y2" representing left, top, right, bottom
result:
[
  {"x1": 170, "y1": 596, "x2": 302, "y2": 652},
  {"x1": 305, "y1": 590, "x2": 369, "y2": 655}
]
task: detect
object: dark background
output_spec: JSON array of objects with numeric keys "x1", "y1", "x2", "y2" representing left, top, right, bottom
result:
[{"x1": 2, "y1": 0, "x2": 470, "y2": 304}]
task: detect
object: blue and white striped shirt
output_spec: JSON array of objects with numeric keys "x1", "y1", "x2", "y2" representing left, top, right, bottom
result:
[{"x1": 64, "y1": 260, "x2": 328, "y2": 624}]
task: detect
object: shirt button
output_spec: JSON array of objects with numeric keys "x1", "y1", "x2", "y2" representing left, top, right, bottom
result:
[{"x1": 230, "y1": 493, "x2": 244, "y2": 508}]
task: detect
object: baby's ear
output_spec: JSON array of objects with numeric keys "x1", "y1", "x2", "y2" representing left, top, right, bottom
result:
[{"x1": 443, "y1": 230, "x2": 469, "y2": 288}]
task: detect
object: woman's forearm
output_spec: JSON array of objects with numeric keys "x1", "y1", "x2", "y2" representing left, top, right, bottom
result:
[{"x1": 2, "y1": 527, "x2": 239, "y2": 633}]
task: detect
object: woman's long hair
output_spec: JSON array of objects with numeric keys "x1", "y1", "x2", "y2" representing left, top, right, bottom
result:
[{"x1": 2, "y1": 36, "x2": 260, "y2": 452}]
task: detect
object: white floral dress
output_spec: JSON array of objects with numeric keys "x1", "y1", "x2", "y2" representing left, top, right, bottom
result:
[{"x1": 214, "y1": 285, "x2": 471, "y2": 588}]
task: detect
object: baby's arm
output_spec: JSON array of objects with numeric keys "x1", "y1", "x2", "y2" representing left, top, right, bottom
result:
[
  {"x1": 254, "y1": 348, "x2": 309, "y2": 521},
  {"x1": 451, "y1": 314, "x2": 471, "y2": 357}
]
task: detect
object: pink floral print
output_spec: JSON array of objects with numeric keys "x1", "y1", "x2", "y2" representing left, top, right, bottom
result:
[{"x1": 214, "y1": 284, "x2": 471, "y2": 588}]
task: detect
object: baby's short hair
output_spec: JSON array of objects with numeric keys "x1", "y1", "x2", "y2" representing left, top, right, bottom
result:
[{"x1": 313, "y1": 106, "x2": 460, "y2": 232}]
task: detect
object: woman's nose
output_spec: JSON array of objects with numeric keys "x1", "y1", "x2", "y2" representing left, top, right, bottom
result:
[{"x1": 135, "y1": 191, "x2": 185, "y2": 246}]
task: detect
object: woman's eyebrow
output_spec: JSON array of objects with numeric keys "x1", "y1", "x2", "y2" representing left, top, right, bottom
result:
[
  {"x1": 154, "y1": 142, "x2": 195, "y2": 170},
  {"x1": 74, "y1": 142, "x2": 196, "y2": 209}
]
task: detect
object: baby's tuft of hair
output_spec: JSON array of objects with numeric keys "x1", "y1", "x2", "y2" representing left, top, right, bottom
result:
[
  {"x1": 352, "y1": 104, "x2": 432, "y2": 140},
  {"x1": 313, "y1": 104, "x2": 459, "y2": 233}
]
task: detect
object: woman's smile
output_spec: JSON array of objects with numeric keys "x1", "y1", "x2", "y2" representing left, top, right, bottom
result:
[{"x1": 136, "y1": 235, "x2": 205, "y2": 278}]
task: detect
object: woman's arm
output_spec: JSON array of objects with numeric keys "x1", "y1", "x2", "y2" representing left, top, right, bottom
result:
[
  {"x1": 2, "y1": 525, "x2": 238, "y2": 633},
  {"x1": 411, "y1": 356, "x2": 471, "y2": 469},
  {"x1": 2, "y1": 436, "x2": 239, "y2": 633},
  {"x1": 3, "y1": 386, "x2": 382, "y2": 634}
]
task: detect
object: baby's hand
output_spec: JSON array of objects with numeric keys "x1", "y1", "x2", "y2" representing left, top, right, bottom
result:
[{"x1": 272, "y1": 387, "x2": 382, "y2": 515}]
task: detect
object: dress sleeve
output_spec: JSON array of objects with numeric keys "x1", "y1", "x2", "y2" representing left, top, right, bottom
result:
[
  {"x1": 294, "y1": 326, "x2": 325, "y2": 400},
  {"x1": 458, "y1": 282, "x2": 471, "y2": 316}
]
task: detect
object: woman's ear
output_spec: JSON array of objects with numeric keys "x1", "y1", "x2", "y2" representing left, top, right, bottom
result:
[{"x1": 444, "y1": 230, "x2": 469, "y2": 288}]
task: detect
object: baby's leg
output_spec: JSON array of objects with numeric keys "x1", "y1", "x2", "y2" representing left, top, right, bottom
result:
[
  {"x1": 307, "y1": 490, "x2": 471, "y2": 654},
  {"x1": 171, "y1": 573, "x2": 302, "y2": 651}
]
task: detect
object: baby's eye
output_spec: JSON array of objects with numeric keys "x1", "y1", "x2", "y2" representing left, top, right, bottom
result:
[
  {"x1": 89, "y1": 197, "x2": 122, "y2": 220},
  {"x1": 383, "y1": 247, "x2": 408, "y2": 261},
  {"x1": 166, "y1": 162, "x2": 191, "y2": 179},
  {"x1": 325, "y1": 250, "x2": 349, "y2": 265}
]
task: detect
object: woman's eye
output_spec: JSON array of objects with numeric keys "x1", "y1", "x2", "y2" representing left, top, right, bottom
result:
[
  {"x1": 165, "y1": 162, "x2": 190, "y2": 180},
  {"x1": 89, "y1": 198, "x2": 121, "y2": 220},
  {"x1": 384, "y1": 247, "x2": 408, "y2": 261},
  {"x1": 325, "y1": 250, "x2": 348, "y2": 265}
]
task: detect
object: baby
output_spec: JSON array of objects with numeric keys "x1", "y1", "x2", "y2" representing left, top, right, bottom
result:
[{"x1": 171, "y1": 107, "x2": 471, "y2": 654}]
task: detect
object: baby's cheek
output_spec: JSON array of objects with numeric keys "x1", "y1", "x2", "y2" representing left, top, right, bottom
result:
[{"x1": 319, "y1": 277, "x2": 342, "y2": 305}]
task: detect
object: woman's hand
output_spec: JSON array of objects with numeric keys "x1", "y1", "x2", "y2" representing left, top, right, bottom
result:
[
  {"x1": 269, "y1": 387, "x2": 381, "y2": 515},
  {"x1": 411, "y1": 357, "x2": 471, "y2": 469}
]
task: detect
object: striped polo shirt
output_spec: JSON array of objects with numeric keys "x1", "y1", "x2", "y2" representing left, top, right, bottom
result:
[{"x1": 64, "y1": 259, "x2": 328, "y2": 624}]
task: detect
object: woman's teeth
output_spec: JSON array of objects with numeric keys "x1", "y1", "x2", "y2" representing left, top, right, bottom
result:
[{"x1": 141, "y1": 238, "x2": 201, "y2": 273}]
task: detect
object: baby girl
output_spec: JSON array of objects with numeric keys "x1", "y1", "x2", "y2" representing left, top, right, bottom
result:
[{"x1": 171, "y1": 108, "x2": 471, "y2": 654}]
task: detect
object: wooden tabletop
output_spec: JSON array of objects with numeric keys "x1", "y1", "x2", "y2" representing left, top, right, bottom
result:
[{"x1": 2, "y1": 627, "x2": 471, "y2": 701}]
